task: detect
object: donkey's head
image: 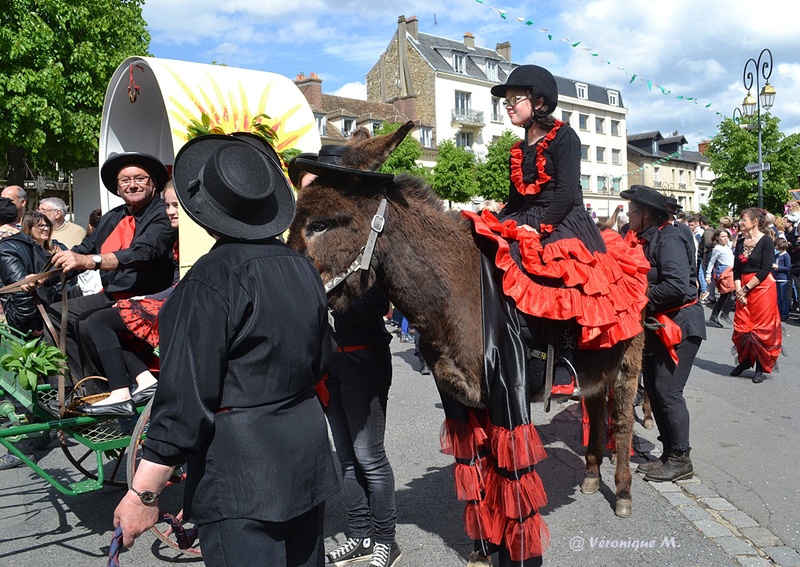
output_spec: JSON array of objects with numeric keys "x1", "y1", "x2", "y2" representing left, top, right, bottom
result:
[{"x1": 287, "y1": 121, "x2": 415, "y2": 311}]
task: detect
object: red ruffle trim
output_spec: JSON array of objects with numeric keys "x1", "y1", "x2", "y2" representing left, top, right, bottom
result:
[
  {"x1": 441, "y1": 413, "x2": 549, "y2": 560},
  {"x1": 490, "y1": 422, "x2": 547, "y2": 470},
  {"x1": 463, "y1": 209, "x2": 649, "y2": 350},
  {"x1": 509, "y1": 122, "x2": 563, "y2": 196},
  {"x1": 440, "y1": 414, "x2": 489, "y2": 460}
]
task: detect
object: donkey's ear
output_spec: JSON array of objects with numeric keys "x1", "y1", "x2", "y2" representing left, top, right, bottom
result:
[{"x1": 342, "y1": 121, "x2": 415, "y2": 171}]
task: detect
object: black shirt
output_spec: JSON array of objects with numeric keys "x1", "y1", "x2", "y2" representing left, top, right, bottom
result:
[
  {"x1": 73, "y1": 195, "x2": 176, "y2": 295},
  {"x1": 143, "y1": 238, "x2": 338, "y2": 524},
  {"x1": 733, "y1": 234, "x2": 774, "y2": 282}
]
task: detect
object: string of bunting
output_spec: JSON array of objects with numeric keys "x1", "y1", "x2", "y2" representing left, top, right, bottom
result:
[
  {"x1": 472, "y1": 0, "x2": 720, "y2": 176},
  {"x1": 472, "y1": 1, "x2": 730, "y2": 118}
]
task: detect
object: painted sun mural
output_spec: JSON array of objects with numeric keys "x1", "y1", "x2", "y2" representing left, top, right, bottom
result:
[{"x1": 164, "y1": 68, "x2": 313, "y2": 159}]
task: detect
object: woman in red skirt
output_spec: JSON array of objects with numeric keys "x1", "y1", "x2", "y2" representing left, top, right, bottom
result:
[{"x1": 730, "y1": 207, "x2": 783, "y2": 383}]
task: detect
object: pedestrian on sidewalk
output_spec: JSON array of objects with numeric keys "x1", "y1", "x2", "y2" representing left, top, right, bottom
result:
[{"x1": 623, "y1": 185, "x2": 705, "y2": 483}]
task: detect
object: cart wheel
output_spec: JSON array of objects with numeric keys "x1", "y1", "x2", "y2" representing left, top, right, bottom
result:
[
  {"x1": 58, "y1": 377, "x2": 129, "y2": 487},
  {"x1": 127, "y1": 398, "x2": 201, "y2": 557}
]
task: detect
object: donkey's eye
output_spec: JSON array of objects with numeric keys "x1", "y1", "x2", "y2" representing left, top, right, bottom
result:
[{"x1": 307, "y1": 220, "x2": 330, "y2": 234}]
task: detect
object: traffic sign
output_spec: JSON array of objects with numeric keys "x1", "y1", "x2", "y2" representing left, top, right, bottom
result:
[{"x1": 745, "y1": 162, "x2": 770, "y2": 173}]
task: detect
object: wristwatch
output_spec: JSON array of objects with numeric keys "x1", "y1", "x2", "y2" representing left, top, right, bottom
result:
[
  {"x1": 130, "y1": 486, "x2": 159, "y2": 505},
  {"x1": 91, "y1": 254, "x2": 102, "y2": 270}
]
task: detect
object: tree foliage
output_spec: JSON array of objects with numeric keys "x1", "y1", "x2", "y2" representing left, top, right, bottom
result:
[
  {"x1": 476, "y1": 130, "x2": 520, "y2": 202},
  {"x1": 375, "y1": 121, "x2": 426, "y2": 177},
  {"x1": 704, "y1": 113, "x2": 800, "y2": 215},
  {"x1": 0, "y1": 0, "x2": 151, "y2": 183},
  {"x1": 430, "y1": 140, "x2": 478, "y2": 204}
]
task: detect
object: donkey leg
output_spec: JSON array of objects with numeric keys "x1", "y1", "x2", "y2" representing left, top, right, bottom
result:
[
  {"x1": 581, "y1": 392, "x2": 606, "y2": 495},
  {"x1": 611, "y1": 369, "x2": 637, "y2": 518},
  {"x1": 642, "y1": 387, "x2": 655, "y2": 429}
]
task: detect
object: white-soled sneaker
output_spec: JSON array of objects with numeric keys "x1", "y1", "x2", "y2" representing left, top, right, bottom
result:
[
  {"x1": 326, "y1": 537, "x2": 373, "y2": 566},
  {"x1": 368, "y1": 542, "x2": 401, "y2": 567}
]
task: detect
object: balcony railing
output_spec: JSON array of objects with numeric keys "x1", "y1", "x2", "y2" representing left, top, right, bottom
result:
[{"x1": 451, "y1": 109, "x2": 485, "y2": 126}]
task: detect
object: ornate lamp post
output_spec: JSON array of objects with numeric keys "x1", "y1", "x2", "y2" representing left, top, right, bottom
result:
[{"x1": 740, "y1": 49, "x2": 776, "y2": 209}]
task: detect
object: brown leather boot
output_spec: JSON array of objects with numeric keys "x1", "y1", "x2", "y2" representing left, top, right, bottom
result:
[
  {"x1": 644, "y1": 448, "x2": 693, "y2": 482},
  {"x1": 636, "y1": 453, "x2": 668, "y2": 474}
]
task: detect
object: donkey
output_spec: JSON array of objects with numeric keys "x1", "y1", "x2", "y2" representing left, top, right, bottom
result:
[{"x1": 287, "y1": 123, "x2": 643, "y2": 553}]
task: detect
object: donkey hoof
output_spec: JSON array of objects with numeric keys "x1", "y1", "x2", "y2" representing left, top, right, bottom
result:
[
  {"x1": 581, "y1": 475, "x2": 601, "y2": 494},
  {"x1": 615, "y1": 498, "x2": 632, "y2": 518},
  {"x1": 467, "y1": 551, "x2": 493, "y2": 566},
  {"x1": 644, "y1": 417, "x2": 655, "y2": 430}
]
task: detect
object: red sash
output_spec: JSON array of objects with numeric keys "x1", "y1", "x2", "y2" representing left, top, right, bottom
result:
[
  {"x1": 100, "y1": 215, "x2": 136, "y2": 254},
  {"x1": 652, "y1": 299, "x2": 697, "y2": 364}
]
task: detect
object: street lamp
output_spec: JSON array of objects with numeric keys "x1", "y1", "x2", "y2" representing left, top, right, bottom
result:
[{"x1": 740, "y1": 48, "x2": 776, "y2": 209}]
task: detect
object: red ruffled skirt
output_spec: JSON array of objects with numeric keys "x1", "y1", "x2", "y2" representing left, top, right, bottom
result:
[
  {"x1": 732, "y1": 273, "x2": 782, "y2": 373},
  {"x1": 116, "y1": 298, "x2": 164, "y2": 349},
  {"x1": 463, "y1": 209, "x2": 650, "y2": 350},
  {"x1": 440, "y1": 409, "x2": 550, "y2": 561}
]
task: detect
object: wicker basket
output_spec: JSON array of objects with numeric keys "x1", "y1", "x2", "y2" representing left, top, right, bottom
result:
[{"x1": 63, "y1": 376, "x2": 111, "y2": 416}]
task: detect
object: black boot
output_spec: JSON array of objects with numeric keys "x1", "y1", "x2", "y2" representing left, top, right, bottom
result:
[
  {"x1": 752, "y1": 362, "x2": 765, "y2": 383},
  {"x1": 708, "y1": 316, "x2": 723, "y2": 328},
  {"x1": 644, "y1": 448, "x2": 693, "y2": 482},
  {"x1": 729, "y1": 361, "x2": 751, "y2": 376},
  {"x1": 418, "y1": 358, "x2": 431, "y2": 375}
]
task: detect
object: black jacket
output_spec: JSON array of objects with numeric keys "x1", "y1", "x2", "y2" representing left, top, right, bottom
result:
[
  {"x1": 73, "y1": 195, "x2": 176, "y2": 296},
  {"x1": 0, "y1": 233, "x2": 52, "y2": 333},
  {"x1": 143, "y1": 238, "x2": 338, "y2": 524}
]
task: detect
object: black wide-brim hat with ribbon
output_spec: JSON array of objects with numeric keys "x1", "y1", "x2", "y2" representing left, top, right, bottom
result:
[
  {"x1": 620, "y1": 184, "x2": 672, "y2": 214},
  {"x1": 172, "y1": 134, "x2": 296, "y2": 241},
  {"x1": 100, "y1": 152, "x2": 169, "y2": 193},
  {"x1": 289, "y1": 145, "x2": 394, "y2": 185}
]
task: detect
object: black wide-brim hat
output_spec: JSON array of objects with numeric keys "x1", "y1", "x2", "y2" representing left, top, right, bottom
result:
[
  {"x1": 172, "y1": 134, "x2": 296, "y2": 241},
  {"x1": 490, "y1": 64, "x2": 558, "y2": 113},
  {"x1": 620, "y1": 185, "x2": 672, "y2": 214},
  {"x1": 100, "y1": 152, "x2": 169, "y2": 193},
  {"x1": 289, "y1": 145, "x2": 394, "y2": 185}
]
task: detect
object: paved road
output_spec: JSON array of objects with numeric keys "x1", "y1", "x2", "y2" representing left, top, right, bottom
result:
[{"x1": 1, "y1": 307, "x2": 798, "y2": 566}]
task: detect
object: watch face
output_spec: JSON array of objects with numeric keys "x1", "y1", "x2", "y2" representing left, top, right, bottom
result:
[{"x1": 140, "y1": 491, "x2": 157, "y2": 504}]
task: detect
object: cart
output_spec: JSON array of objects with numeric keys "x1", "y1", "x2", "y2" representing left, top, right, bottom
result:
[{"x1": 0, "y1": 324, "x2": 200, "y2": 556}]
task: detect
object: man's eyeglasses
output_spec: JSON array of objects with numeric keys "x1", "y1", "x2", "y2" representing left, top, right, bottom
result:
[
  {"x1": 503, "y1": 95, "x2": 529, "y2": 108},
  {"x1": 117, "y1": 175, "x2": 151, "y2": 187}
]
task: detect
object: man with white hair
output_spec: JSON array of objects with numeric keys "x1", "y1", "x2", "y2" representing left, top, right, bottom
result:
[{"x1": 38, "y1": 197, "x2": 86, "y2": 249}]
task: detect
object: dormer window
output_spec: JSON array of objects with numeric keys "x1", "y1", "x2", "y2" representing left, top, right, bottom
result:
[
  {"x1": 453, "y1": 53, "x2": 466, "y2": 74},
  {"x1": 576, "y1": 82, "x2": 588, "y2": 100},
  {"x1": 342, "y1": 118, "x2": 355, "y2": 138},
  {"x1": 486, "y1": 60, "x2": 498, "y2": 81},
  {"x1": 608, "y1": 90, "x2": 619, "y2": 106},
  {"x1": 315, "y1": 114, "x2": 326, "y2": 136}
]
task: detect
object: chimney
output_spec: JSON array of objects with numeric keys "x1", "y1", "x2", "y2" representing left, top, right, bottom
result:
[
  {"x1": 407, "y1": 15, "x2": 418, "y2": 40},
  {"x1": 295, "y1": 72, "x2": 323, "y2": 108},
  {"x1": 697, "y1": 140, "x2": 709, "y2": 155},
  {"x1": 393, "y1": 95, "x2": 418, "y2": 122},
  {"x1": 464, "y1": 32, "x2": 474, "y2": 49},
  {"x1": 496, "y1": 41, "x2": 511, "y2": 62}
]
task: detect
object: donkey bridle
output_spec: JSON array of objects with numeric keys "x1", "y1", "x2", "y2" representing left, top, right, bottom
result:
[{"x1": 323, "y1": 196, "x2": 387, "y2": 294}]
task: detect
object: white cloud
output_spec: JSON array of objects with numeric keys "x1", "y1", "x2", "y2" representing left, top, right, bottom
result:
[{"x1": 331, "y1": 82, "x2": 367, "y2": 100}]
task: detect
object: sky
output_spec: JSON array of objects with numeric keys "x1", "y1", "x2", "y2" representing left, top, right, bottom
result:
[{"x1": 142, "y1": 0, "x2": 800, "y2": 150}]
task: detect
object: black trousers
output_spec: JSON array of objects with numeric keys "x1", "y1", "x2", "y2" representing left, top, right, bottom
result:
[
  {"x1": 46, "y1": 292, "x2": 114, "y2": 382},
  {"x1": 643, "y1": 336, "x2": 702, "y2": 454},
  {"x1": 199, "y1": 504, "x2": 326, "y2": 567},
  {"x1": 84, "y1": 307, "x2": 150, "y2": 391}
]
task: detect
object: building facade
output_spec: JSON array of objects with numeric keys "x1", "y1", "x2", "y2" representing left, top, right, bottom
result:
[{"x1": 366, "y1": 15, "x2": 630, "y2": 217}]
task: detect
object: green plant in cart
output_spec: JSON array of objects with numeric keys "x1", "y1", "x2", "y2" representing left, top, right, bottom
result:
[{"x1": 0, "y1": 337, "x2": 67, "y2": 391}]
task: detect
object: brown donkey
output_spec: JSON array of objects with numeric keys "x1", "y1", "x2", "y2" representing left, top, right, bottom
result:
[{"x1": 288, "y1": 122, "x2": 644, "y2": 562}]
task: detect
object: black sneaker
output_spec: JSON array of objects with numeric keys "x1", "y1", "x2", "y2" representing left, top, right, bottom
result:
[
  {"x1": 368, "y1": 542, "x2": 401, "y2": 567},
  {"x1": 326, "y1": 537, "x2": 373, "y2": 566}
]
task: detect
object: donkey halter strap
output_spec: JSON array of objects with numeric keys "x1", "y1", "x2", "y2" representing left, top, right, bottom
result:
[{"x1": 323, "y1": 197, "x2": 387, "y2": 294}]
